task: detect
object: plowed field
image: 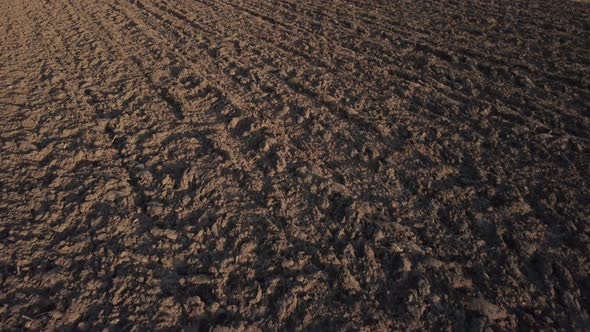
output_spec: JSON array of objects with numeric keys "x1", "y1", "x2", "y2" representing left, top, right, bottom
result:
[{"x1": 0, "y1": 0, "x2": 589, "y2": 330}]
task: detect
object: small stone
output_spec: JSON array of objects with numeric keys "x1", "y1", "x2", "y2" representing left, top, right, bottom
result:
[
  {"x1": 77, "y1": 321, "x2": 90, "y2": 331},
  {"x1": 192, "y1": 274, "x2": 211, "y2": 284},
  {"x1": 400, "y1": 256, "x2": 412, "y2": 272},
  {"x1": 424, "y1": 257, "x2": 444, "y2": 269},
  {"x1": 261, "y1": 140, "x2": 271, "y2": 152},
  {"x1": 252, "y1": 286, "x2": 263, "y2": 304},
  {"x1": 164, "y1": 230, "x2": 178, "y2": 241},
  {"x1": 344, "y1": 107, "x2": 358, "y2": 117},
  {"x1": 228, "y1": 117, "x2": 240, "y2": 129},
  {"x1": 521, "y1": 77, "x2": 534, "y2": 88},
  {"x1": 208, "y1": 302, "x2": 220, "y2": 314},
  {"x1": 302, "y1": 108, "x2": 312, "y2": 119},
  {"x1": 463, "y1": 78, "x2": 474, "y2": 89},
  {"x1": 464, "y1": 297, "x2": 507, "y2": 320},
  {"x1": 391, "y1": 243, "x2": 404, "y2": 253}
]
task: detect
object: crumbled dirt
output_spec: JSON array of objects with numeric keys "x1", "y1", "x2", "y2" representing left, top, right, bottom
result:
[{"x1": 0, "y1": 0, "x2": 589, "y2": 330}]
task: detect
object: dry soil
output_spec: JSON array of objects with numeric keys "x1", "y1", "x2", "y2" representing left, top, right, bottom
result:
[{"x1": 0, "y1": 0, "x2": 589, "y2": 330}]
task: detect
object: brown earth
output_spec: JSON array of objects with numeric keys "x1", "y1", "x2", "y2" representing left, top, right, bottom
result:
[{"x1": 0, "y1": 0, "x2": 589, "y2": 330}]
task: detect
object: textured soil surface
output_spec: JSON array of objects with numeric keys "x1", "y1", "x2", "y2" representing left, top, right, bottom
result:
[{"x1": 1, "y1": 0, "x2": 589, "y2": 330}]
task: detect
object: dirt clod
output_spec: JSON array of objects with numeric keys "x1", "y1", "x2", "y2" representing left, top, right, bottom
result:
[{"x1": 464, "y1": 297, "x2": 508, "y2": 321}]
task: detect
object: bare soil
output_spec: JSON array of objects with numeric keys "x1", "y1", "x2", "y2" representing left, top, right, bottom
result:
[{"x1": 1, "y1": 0, "x2": 589, "y2": 330}]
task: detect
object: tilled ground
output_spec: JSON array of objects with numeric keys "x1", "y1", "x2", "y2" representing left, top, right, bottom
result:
[{"x1": 0, "y1": 0, "x2": 589, "y2": 330}]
